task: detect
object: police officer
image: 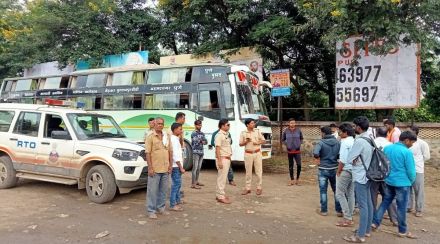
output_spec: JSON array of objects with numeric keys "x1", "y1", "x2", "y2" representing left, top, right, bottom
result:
[{"x1": 239, "y1": 118, "x2": 266, "y2": 196}]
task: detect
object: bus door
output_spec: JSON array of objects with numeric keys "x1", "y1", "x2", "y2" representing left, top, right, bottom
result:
[{"x1": 197, "y1": 83, "x2": 224, "y2": 120}]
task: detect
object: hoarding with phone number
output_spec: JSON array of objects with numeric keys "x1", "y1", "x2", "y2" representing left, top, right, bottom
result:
[{"x1": 335, "y1": 37, "x2": 420, "y2": 109}]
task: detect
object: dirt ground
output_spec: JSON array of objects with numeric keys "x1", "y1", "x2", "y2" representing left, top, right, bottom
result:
[{"x1": 1, "y1": 156, "x2": 440, "y2": 244}]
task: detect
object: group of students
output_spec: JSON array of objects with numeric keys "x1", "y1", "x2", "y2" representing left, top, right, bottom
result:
[
  {"x1": 143, "y1": 112, "x2": 266, "y2": 218},
  {"x1": 310, "y1": 117, "x2": 430, "y2": 243}
]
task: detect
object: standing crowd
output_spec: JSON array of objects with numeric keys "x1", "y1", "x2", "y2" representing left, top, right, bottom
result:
[
  {"x1": 143, "y1": 113, "x2": 430, "y2": 243},
  {"x1": 308, "y1": 117, "x2": 430, "y2": 243}
]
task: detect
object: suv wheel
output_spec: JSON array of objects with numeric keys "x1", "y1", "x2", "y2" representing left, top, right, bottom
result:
[
  {"x1": 86, "y1": 165, "x2": 117, "y2": 204},
  {"x1": 0, "y1": 155, "x2": 18, "y2": 189}
]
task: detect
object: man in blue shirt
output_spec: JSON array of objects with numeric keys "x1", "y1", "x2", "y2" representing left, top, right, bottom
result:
[{"x1": 372, "y1": 131, "x2": 417, "y2": 239}]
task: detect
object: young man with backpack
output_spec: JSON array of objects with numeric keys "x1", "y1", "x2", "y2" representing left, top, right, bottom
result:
[
  {"x1": 313, "y1": 126, "x2": 342, "y2": 217},
  {"x1": 344, "y1": 116, "x2": 374, "y2": 243},
  {"x1": 372, "y1": 131, "x2": 417, "y2": 239}
]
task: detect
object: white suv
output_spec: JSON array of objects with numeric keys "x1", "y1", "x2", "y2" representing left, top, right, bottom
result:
[{"x1": 0, "y1": 103, "x2": 147, "y2": 203}]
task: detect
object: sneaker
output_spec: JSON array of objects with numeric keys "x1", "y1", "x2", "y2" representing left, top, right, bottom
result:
[{"x1": 148, "y1": 213, "x2": 158, "y2": 219}]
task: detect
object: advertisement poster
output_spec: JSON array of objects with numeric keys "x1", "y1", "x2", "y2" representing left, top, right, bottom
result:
[{"x1": 270, "y1": 69, "x2": 291, "y2": 97}]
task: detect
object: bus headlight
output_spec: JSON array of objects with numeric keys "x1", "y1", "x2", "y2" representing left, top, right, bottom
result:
[{"x1": 112, "y1": 148, "x2": 140, "y2": 161}]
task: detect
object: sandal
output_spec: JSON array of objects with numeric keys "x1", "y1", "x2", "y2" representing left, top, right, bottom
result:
[
  {"x1": 170, "y1": 206, "x2": 183, "y2": 211},
  {"x1": 191, "y1": 185, "x2": 201, "y2": 189},
  {"x1": 336, "y1": 220, "x2": 354, "y2": 227},
  {"x1": 397, "y1": 232, "x2": 418, "y2": 239},
  {"x1": 343, "y1": 236, "x2": 365, "y2": 243}
]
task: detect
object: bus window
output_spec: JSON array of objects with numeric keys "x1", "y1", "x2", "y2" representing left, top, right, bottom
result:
[
  {"x1": 73, "y1": 76, "x2": 87, "y2": 88},
  {"x1": 2, "y1": 80, "x2": 14, "y2": 92},
  {"x1": 111, "y1": 71, "x2": 144, "y2": 86},
  {"x1": 71, "y1": 96, "x2": 101, "y2": 110},
  {"x1": 20, "y1": 98, "x2": 34, "y2": 104},
  {"x1": 16, "y1": 79, "x2": 31, "y2": 91},
  {"x1": 103, "y1": 94, "x2": 142, "y2": 109},
  {"x1": 147, "y1": 68, "x2": 187, "y2": 84},
  {"x1": 236, "y1": 84, "x2": 252, "y2": 115},
  {"x1": 86, "y1": 74, "x2": 107, "y2": 87},
  {"x1": 222, "y1": 82, "x2": 235, "y2": 119},
  {"x1": 60, "y1": 76, "x2": 69, "y2": 88},
  {"x1": 43, "y1": 77, "x2": 62, "y2": 89},
  {"x1": 144, "y1": 93, "x2": 189, "y2": 109}
]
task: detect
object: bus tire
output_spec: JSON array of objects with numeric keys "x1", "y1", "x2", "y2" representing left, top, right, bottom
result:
[
  {"x1": 0, "y1": 155, "x2": 17, "y2": 189},
  {"x1": 183, "y1": 141, "x2": 193, "y2": 171},
  {"x1": 86, "y1": 165, "x2": 117, "y2": 204}
]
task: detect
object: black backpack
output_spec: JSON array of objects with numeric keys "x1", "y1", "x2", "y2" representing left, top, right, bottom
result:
[{"x1": 359, "y1": 137, "x2": 390, "y2": 182}]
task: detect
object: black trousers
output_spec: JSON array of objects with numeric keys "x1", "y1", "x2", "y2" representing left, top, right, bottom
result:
[{"x1": 287, "y1": 153, "x2": 302, "y2": 180}]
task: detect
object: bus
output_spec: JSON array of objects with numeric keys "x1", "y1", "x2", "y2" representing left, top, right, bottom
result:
[{"x1": 0, "y1": 64, "x2": 272, "y2": 169}]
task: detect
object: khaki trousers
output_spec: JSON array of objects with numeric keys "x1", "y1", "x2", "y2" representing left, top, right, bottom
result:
[
  {"x1": 244, "y1": 152, "x2": 263, "y2": 190},
  {"x1": 216, "y1": 157, "x2": 231, "y2": 200}
]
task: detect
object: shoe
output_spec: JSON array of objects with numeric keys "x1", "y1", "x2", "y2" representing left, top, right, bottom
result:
[
  {"x1": 191, "y1": 184, "x2": 201, "y2": 189},
  {"x1": 148, "y1": 213, "x2": 158, "y2": 219},
  {"x1": 229, "y1": 181, "x2": 237, "y2": 186},
  {"x1": 415, "y1": 212, "x2": 423, "y2": 217},
  {"x1": 216, "y1": 197, "x2": 231, "y2": 204},
  {"x1": 337, "y1": 212, "x2": 343, "y2": 217},
  {"x1": 316, "y1": 209, "x2": 328, "y2": 216},
  {"x1": 256, "y1": 189, "x2": 263, "y2": 196},
  {"x1": 196, "y1": 182, "x2": 205, "y2": 186},
  {"x1": 241, "y1": 189, "x2": 251, "y2": 195}
]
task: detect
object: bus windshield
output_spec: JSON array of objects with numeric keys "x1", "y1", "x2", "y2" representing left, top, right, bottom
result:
[
  {"x1": 67, "y1": 113, "x2": 126, "y2": 140},
  {"x1": 236, "y1": 83, "x2": 268, "y2": 116}
]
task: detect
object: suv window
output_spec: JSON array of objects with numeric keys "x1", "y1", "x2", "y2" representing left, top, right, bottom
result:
[
  {"x1": 44, "y1": 114, "x2": 68, "y2": 139},
  {"x1": 0, "y1": 110, "x2": 15, "y2": 132},
  {"x1": 13, "y1": 112, "x2": 41, "y2": 137}
]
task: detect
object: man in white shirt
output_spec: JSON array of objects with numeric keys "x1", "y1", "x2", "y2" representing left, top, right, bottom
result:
[
  {"x1": 170, "y1": 123, "x2": 186, "y2": 211},
  {"x1": 408, "y1": 126, "x2": 431, "y2": 217}
]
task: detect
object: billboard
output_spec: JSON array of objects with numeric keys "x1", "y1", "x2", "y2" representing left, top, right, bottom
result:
[
  {"x1": 159, "y1": 47, "x2": 263, "y2": 81},
  {"x1": 335, "y1": 37, "x2": 420, "y2": 109},
  {"x1": 76, "y1": 51, "x2": 149, "y2": 70},
  {"x1": 270, "y1": 69, "x2": 291, "y2": 97}
]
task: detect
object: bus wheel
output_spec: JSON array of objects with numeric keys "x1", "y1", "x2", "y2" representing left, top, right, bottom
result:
[
  {"x1": 183, "y1": 141, "x2": 193, "y2": 171},
  {"x1": 0, "y1": 155, "x2": 17, "y2": 189},
  {"x1": 86, "y1": 165, "x2": 117, "y2": 204}
]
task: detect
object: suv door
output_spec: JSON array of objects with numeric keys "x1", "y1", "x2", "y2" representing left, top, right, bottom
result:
[
  {"x1": 10, "y1": 111, "x2": 41, "y2": 169},
  {"x1": 36, "y1": 113, "x2": 76, "y2": 177}
]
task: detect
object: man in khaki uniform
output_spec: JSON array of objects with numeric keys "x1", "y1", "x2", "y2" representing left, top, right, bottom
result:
[
  {"x1": 215, "y1": 119, "x2": 232, "y2": 204},
  {"x1": 145, "y1": 117, "x2": 173, "y2": 219},
  {"x1": 239, "y1": 118, "x2": 266, "y2": 195}
]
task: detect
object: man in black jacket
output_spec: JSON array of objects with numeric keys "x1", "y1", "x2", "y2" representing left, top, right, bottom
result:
[{"x1": 313, "y1": 126, "x2": 342, "y2": 216}]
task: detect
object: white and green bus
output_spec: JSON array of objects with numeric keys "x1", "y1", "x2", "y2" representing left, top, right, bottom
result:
[{"x1": 0, "y1": 64, "x2": 272, "y2": 169}]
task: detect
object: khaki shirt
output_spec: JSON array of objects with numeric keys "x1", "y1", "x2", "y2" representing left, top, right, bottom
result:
[
  {"x1": 240, "y1": 128, "x2": 265, "y2": 151},
  {"x1": 145, "y1": 130, "x2": 172, "y2": 173},
  {"x1": 215, "y1": 130, "x2": 232, "y2": 157}
]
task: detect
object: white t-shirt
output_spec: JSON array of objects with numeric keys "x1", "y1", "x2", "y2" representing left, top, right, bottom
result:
[
  {"x1": 171, "y1": 135, "x2": 183, "y2": 167},
  {"x1": 410, "y1": 138, "x2": 431, "y2": 173},
  {"x1": 374, "y1": 137, "x2": 392, "y2": 151}
]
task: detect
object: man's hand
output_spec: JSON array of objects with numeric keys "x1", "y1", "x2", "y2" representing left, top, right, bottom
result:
[
  {"x1": 217, "y1": 160, "x2": 223, "y2": 169},
  {"x1": 180, "y1": 167, "x2": 186, "y2": 174},
  {"x1": 314, "y1": 158, "x2": 320, "y2": 166},
  {"x1": 168, "y1": 165, "x2": 172, "y2": 174},
  {"x1": 336, "y1": 169, "x2": 342, "y2": 177},
  {"x1": 148, "y1": 167, "x2": 154, "y2": 177}
]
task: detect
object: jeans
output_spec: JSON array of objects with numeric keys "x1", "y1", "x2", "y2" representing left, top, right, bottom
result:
[
  {"x1": 146, "y1": 173, "x2": 168, "y2": 214},
  {"x1": 192, "y1": 154, "x2": 204, "y2": 185},
  {"x1": 370, "y1": 181, "x2": 397, "y2": 223},
  {"x1": 170, "y1": 168, "x2": 182, "y2": 208},
  {"x1": 228, "y1": 166, "x2": 234, "y2": 182},
  {"x1": 318, "y1": 169, "x2": 342, "y2": 213},
  {"x1": 288, "y1": 153, "x2": 302, "y2": 180},
  {"x1": 355, "y1": 181, "x2": 374, "y2": 238},
  {"x1": 335, "y1": 171, "x2": 355, "y2": 220},
  {"x1": 408, "y1": 173, "x2": 424, "y2": 212},
  {"x1": 373, "y1": 185, "x2": 410, "y2": 234}
]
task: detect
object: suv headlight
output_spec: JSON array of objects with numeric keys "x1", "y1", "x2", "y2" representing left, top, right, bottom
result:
[{"x1": 112, "y1": 148, "x2": 140, "y2": 161}]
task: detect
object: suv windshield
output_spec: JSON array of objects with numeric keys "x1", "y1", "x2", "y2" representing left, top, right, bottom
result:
[{"x1": 67, "y1": 113, "x2": 126, "y2": 140}]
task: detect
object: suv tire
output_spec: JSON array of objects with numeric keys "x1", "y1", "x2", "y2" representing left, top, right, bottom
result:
[
  {"x1": 86, "y1": 165, "x2": 117, "y2": 204},
  {"x1": 0, "y1": 155, "x2": 18, "y2": 189}
]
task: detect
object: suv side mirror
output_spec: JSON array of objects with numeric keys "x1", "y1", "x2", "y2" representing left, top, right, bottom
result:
[{"x1": 51, "y1": 131, "x2": 72, "y2": 140}]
